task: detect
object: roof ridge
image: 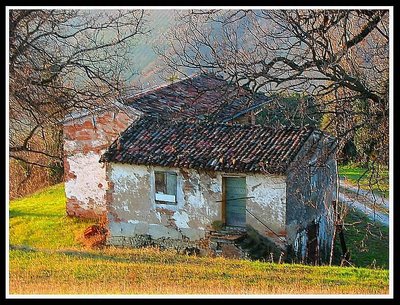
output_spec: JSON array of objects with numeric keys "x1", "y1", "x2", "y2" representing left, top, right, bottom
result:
[
  {"x1": 134, "y1": 116, "x2": 316, "y2": 131},
  {"x1": 122, "y1": 72, "x2": 205, "y2": 100}
]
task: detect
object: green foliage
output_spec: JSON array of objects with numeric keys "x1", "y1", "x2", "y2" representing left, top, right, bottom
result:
[
  {"x1": 211, "y1": 220, "x2": 225, "y2": 231},
  {"x1": 239, "y1": 225, "x2": 282, "y2": 261},
  {"x1": 352, "y1": 97, "x2": 389, "y2": 166},
  {"x1": 256, "y1": 93, "x2": 323, "y2": 128},
  {"x1": 49, "y1": 161, "x2": 64, "y2": 183},
  {"x1": 321, "y1": 96, "x2": 389, "y2": 166}
]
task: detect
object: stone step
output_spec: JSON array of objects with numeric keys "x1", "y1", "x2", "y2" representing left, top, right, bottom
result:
[{"x1": 209, "y1": 231, "x2": 247, "y2": 243}]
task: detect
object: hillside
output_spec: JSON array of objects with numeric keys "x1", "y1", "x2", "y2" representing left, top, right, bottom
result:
[{"x1": 8, "y1": 184, "x2": 389, "y2": 295}]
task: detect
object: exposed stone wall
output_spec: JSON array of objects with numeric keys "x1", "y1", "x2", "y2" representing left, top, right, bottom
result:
[
  {"x1": 106, "y1": 234, "x2": 204, "y2": 255},
  {"x1": 106, "y1": 163, "x2": 287, "y2": 252},
  {"x1": 63, "y1": 110, "x2": 138, "y2": 218},
  {"x1": 285, "y1": 132, "x2": 337, "y2": 264}
]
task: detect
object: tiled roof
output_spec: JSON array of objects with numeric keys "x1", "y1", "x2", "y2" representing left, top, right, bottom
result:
[
  {"x1": 123, "y1": 73, "x2": 271, "y2": 122},
  {"x1": 100, "y1": 118, "x2": 315, "y2": 174}
]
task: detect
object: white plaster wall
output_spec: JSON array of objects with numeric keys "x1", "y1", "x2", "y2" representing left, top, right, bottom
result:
[
  {"x1": 108, "y1": 164, "x2": 222, "y2": 241},
  {"x1": 246, "y1": 174, "x2": 287, "y2": 237},
  {"x1": 108, "y1": 163, "x2": 287, "y2": 243},
  {"x1": 109, "y1": 163, "x2": 151, "y2": 219},
  {"x1": 65, "y1": 151, "x2": 107, "y2": 209}
]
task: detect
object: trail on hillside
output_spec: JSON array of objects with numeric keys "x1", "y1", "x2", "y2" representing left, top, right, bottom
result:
[{"x1": 339, "y1": 182, "x2": 389, "y2": 226}]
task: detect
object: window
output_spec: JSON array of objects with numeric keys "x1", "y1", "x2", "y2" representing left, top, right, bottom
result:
[{"x1": 154, "y1": 171, "x2": 177, "y2": 204}]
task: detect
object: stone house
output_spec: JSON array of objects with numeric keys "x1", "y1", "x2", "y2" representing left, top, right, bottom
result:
[
  {"x1": 63, "y1": 73, "x2": 338, "y2": 263},
  {"x1": 99, "y1": 117, "x2": 338, "y2": 263},
  {"x1": 63, "y1": 74, "x2": 270, "y2": 218}
]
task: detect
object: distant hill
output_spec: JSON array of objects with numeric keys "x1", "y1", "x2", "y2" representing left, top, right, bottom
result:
[{"x1": 126, "y1": 10, "x2": 179, "y2": 89}]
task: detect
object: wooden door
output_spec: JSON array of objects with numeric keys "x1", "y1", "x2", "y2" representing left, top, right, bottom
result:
[{"x1": 225, "y1": 177, "x2": 246, "y2": 227}]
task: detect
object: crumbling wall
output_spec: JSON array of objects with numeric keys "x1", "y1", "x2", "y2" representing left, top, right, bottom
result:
[
  {"x1": 106, "y1": 164, "x2": 222, "y2": 246},
  {"x1": 285, "y1": 132, "x2": 337, "y2": 264},
  {"x1": 106, "y1": 163, "x2": 288, "y2": 254},
  {"x1": 246, "y1": 174, "x2": 287, "y2": 248},
  {"x1": 63, "y1": 110, "x2": 138, "y2": 218}
]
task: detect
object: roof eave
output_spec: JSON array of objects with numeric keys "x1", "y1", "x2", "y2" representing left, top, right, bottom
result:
[{"x1": 62, "y1": 101, "x2": 143, "y2": 124}]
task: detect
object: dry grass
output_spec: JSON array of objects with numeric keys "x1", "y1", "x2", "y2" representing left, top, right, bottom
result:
[
  {"x1": 8, "y1": 184, "x2": 390, "y2": 296},
  {"x1": 9, "y1": 247, "x2": 389, "y2": 295}
]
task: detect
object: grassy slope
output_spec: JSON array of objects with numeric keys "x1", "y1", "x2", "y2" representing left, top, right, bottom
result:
[
  {"x1": 8, "y1": 184, "x2": 389, "y2": 295},
  {"x1": 338, "y1": 164, "x2": 389, "y2": 198},
  {"x1": 9, "y1": 184, "x2": 94, "y2": 249},
  {"x1": 336, "y1": 164, "x2": 389, "y2": 269},
  {"x1": 335, "y1": 210, "x2": 389, "y2": 269}
]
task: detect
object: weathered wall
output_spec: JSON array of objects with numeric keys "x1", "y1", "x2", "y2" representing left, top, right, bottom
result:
[
  {"x1": 106, "y1": 164, "x2": 287, "y2": 250},
  {"x1": 105, "y1": 164, "x2": 221, "y2": 245},
  {"x1": 245, "y1": 174, "x2": 287, "y2": 247},
  {"x1": 63, "y1": 110, "x2": 138, "y2": 218},
  {"x1": 285, "y1": 131, "x2": 337, "y2": 263}
]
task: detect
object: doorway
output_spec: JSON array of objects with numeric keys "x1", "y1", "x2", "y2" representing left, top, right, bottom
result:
[{"x1": 224, "y1": 177, "x2": 246, "y2": 227}]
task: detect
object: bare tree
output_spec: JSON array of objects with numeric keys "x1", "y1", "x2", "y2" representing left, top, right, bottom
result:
[
  {"x1": 158, "y1": 9, "x2": 390, "y2": 265},
  {"x1": 8, "y1": 9, "x2": 147, "y2": 195},
  {"x1": 9, "y1": 9, "x2": 146, "y2": 165},
  {"x1": 159, "y1": 9, "x2": 389, "y2": 165}
]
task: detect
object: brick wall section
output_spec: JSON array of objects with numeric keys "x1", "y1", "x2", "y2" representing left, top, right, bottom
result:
[
  {"x1": 64, "y1": 111, "x2": 136, "y2": 155},
  {"x1": 63, "y1": 110, "x2": 138, "y2": 218}
]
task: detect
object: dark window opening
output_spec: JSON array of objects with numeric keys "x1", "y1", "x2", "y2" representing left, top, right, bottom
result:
[{"x1": 155, "y1": 171, "x2": 177, "y2": 204}]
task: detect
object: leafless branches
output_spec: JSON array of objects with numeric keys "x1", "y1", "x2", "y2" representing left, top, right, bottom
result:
[
  {"x1": 8, "y1": 9, "x2": 148, "y2": 196},
  {"x1": 159, "y1": 9, "x2": 389, "y2": 165},
  {"x1": 9, "y1": 9, "x2": 147, "y2": 166}
]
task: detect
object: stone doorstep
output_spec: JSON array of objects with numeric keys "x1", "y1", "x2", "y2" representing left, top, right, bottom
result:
[{"x1": 209, "y1": 231, "x2": 247, "y2": 244}]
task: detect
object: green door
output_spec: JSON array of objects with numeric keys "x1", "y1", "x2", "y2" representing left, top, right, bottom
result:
[{"x1": 225, "y1": 177, "x2": 246, "y2": 227}]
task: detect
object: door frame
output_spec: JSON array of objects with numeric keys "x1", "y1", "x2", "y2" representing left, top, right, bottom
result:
[{"x1": 221, "y1": 175, "x2": 247, "y2": 227}]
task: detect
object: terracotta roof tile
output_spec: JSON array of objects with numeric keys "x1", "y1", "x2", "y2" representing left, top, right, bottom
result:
[
  {"x1": 100, "y1": 118, "x2": 315, "y2": 174},
  {"x1": 124, "y1": 73, "x2": 270, "y2": 122}
]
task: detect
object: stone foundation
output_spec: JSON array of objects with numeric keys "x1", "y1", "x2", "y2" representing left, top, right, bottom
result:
[
  {"x1": 106, "y1": 231, "x2": 252, "y2": 259},
  {"x1": 106, "y1": 234, "x2": 208, "y2": 255}
]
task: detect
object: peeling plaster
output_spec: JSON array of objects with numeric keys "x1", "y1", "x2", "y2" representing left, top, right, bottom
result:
[
  {"x1": 185, "y1": 171, "x2": 205, "y2": 209},
  {"x1": 63, "y1": 110, "x2": 137, "y2": 218},
  {"x1": 209, "y1": 180, "x2": 221, "y2": 193},
  {"x1": 155, "y1": 211, "x2": 162, "y2": 222},
  {"x1": 246, "y1": 174, "x2": 286, "y2": 230},
  {"x1": 65, "y1": 152, "x2": 107, "y2": 208},
  {"x1": 64, "y1": 140, "x2": 78, "y2": 152},
  {"x1": 173, "y1": 210, "x2": 190, "y2": 228},
  {"x1": 110, "y1": 163, "x2": 148, "y2": 193},
  {"x1": 107, "y1": 164, "x2": 222, "y2": 241},
  {"x1": 107, "y1": 163, "x2": 291, "y2": 246}
]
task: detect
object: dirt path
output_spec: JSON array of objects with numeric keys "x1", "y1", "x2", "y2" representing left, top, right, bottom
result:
[
  {"x1": 340, "y1": 180, "x2": 389, "y2": 209},
  {"x1": 339, "y1": 182, "x2": 389, "y2": 226}
]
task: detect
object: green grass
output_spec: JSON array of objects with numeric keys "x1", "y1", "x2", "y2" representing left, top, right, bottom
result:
[
  {"x1": 338, "y1": 164, "x2": 389, "y2": 198},
  {"x1": 334, "y1": 209, "x2": 389, "y2": 269},
  {"x1": 9, "y1": 183, "x2": 94, "y2": 249},
  {"x1": 8, "y1": 183, "x2": 390, "y2": 295}
]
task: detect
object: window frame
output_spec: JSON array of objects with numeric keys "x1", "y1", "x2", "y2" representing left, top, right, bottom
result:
[{"x1": 154, "y1": 171, "x2": 178, "y2": 205}]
